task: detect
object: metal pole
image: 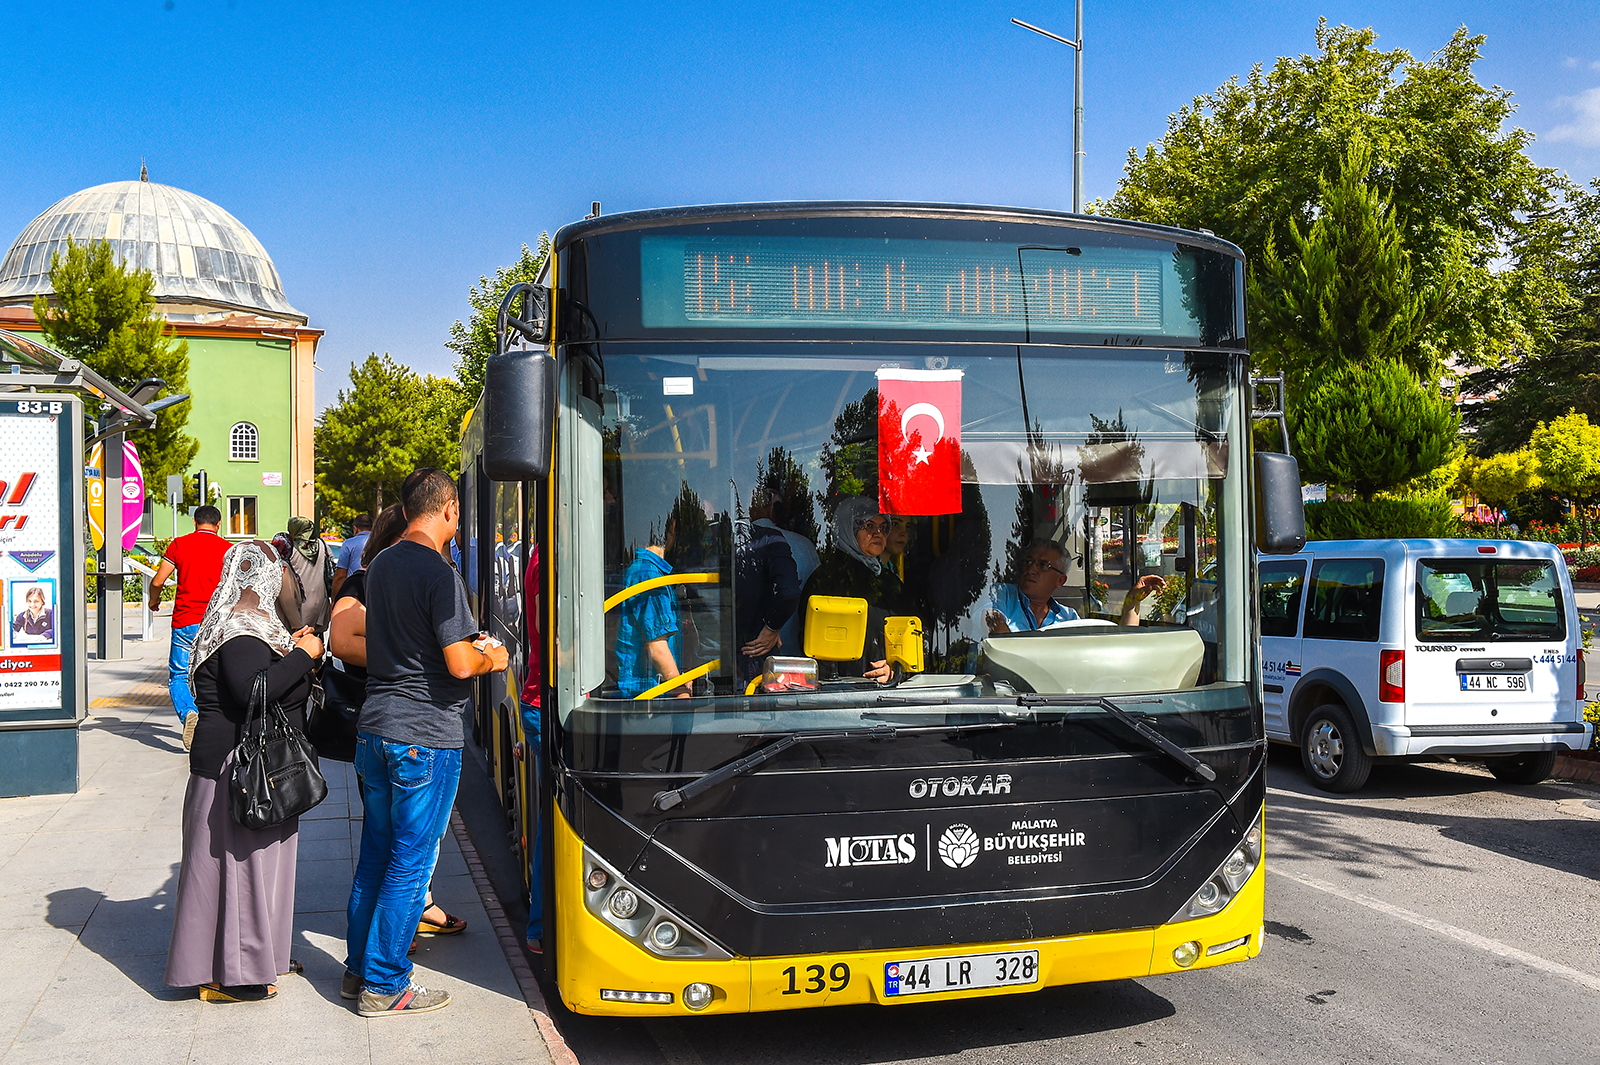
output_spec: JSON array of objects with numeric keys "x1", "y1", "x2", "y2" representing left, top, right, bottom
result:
[
  {"x1": 1073, "y1": 0, "x2": 1084, "y2": 214},
  {"x1": 1011, "y1": 10, "x2": 1085, "y2": 213},
  {"x1": 100, "y1": 431, "x2": 125, "y2": 660}
]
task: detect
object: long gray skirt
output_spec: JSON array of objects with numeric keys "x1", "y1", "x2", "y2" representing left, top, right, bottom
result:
[{"x1": 164, "y1": 756, "x2": 299, "y2": 987}]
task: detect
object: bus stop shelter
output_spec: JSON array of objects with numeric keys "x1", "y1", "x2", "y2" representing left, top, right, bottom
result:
[{"x1": 0, "y1": 329, "x2": 178, "y2": 796}]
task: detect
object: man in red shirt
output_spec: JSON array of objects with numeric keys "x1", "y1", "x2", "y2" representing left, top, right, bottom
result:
[{"x1": 149, "y1": 505, "x2": 233, "y2": 748}]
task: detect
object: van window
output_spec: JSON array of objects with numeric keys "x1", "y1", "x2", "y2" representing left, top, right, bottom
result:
[
  {"x1": 1259, "y1": 560, "x2": 1307, "y2": 638},
  {"x1": 1415, "y1": 559, "x2": 1566, "y2": 642},
  {"x1": 1304, "y1": 558, "x2": 1384, "y2": 642}
]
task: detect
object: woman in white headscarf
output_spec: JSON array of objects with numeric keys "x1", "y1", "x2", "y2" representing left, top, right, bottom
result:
[
  {"x1": 797, "y1": 496, "x2": 907, "y2": 683},
  {"x1": 165, "y1": 540, "x2": 324, "y2": 1003}
]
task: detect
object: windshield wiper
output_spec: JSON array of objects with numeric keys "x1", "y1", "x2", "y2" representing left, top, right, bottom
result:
[
  {"x1": 1015, "y1": 694, "x2": 1218, "y2": 782},
  {"x1": 651, "y1": 721, "x2": 1015, "y2": 812}
]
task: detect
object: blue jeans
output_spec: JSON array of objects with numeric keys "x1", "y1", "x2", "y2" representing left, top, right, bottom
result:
[
  {"x1": 520, "y1": 701, "x2": 545, "y2": 943},
  {"x1": 168, "y1": 623, "x2": 199, "y2": 722},
  {"x1": 345, "y1": 733, "x2": 462, "y2": 995}
]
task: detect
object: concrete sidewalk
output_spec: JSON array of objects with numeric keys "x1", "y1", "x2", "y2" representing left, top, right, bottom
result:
[{"x1": 0, "y1": 617, "x2": 550, "y2": 1065}]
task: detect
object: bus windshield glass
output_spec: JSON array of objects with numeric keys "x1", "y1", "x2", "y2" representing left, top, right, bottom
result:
[{"x1": 554, "y1": 343, "x2": 1249, "y2": 726}]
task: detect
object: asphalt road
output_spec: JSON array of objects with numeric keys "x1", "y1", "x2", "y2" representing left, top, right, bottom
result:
[{"x1": 525, "y1": 747, "x2": 1600, "y2": 1065}]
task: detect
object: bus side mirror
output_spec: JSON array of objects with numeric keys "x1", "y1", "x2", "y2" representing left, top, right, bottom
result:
[
  {"x1": 1255, "y1": 451, "x2": 1307, "y2": 554},
  {"x1": 483, "y1": 352, "x2": 556, "y2": 481}
]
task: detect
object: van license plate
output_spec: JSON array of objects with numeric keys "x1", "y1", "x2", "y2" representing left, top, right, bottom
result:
[
  {"x1": 884, "y1": 950, "x2": 1038, "y2": 997},
  {"x1": 1460, "y1": 673, "x2": 1528, "y2": 691}
]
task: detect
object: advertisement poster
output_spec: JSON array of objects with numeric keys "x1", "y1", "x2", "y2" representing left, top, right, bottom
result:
[
  {"x1": 0, "y1": 402, "x2": 70, "y2": 714},
  {"x1": 85, "y1": 439, "x2": 142, "y2": 553}
]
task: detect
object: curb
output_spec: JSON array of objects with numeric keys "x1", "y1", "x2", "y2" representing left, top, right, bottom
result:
[
  {"x1": 450, "y1": 812, "x2": 578, "y2": 1065},
  {"x1": 1553, "y1": 753, "x2": 1600, "y2": 786}
]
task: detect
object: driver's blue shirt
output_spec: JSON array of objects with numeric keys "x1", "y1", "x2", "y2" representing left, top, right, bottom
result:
[{"x1": 991, "y1": 583, "x2": 1078, "y2": 631}]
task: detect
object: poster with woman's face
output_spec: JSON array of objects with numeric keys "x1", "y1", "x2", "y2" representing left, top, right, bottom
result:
[{"x1": 9, "y1": 578, "x2": 56, "y2": 648}]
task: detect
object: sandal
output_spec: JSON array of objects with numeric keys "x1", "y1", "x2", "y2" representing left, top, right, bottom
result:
[
  {"x1": 286, "y1": 959, "x2": 304, "y2": 976},
  {"x1": 199, "y1": 983, "x2": 277, "y2": 1002},
  {"x1": 417, "y1": 909, "x2": 467, "y2": 936}
]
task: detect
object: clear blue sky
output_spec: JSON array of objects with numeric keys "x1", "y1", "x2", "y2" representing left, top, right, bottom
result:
[{"x1": 4, "y1": 1, "x2": 1597, "y2": 409}]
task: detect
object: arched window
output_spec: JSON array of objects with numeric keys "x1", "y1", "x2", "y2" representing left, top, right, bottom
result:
[{"x1": 230, "y1": 421, "x2": 258, "y2": 461}]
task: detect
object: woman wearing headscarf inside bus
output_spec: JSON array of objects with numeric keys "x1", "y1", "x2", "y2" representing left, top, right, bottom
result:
[
  {"x1": 798, "y1": 496, "x2": 907, "y2": 684},
  {"x1": 165, "y1": 540, "x2": 323, "y2": 1003}
]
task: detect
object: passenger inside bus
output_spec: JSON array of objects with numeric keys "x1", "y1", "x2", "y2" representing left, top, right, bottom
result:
[
  {"x1": 733, "y1": 497, "x2": 801, "y2": 681},
  {"x1": 798, "y1": 496, "x2": 908, "y2": 684},
  {"x1": 613, "y1": 515, "x2": 691, "y2": 699},
  {"x1": 984, "y1": 537, "x2": 1166, "y2": 634}
]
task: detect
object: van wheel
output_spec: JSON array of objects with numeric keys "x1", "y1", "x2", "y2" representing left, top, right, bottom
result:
[
  {"x1": 1300, "y1": 704, "x2": 1372, "y2": 793},
  {"x1": 1488, "y1": 751, "x2": 1558, "y2": 785}
]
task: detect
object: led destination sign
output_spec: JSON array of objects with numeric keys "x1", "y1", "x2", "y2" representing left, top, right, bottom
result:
[{"x1": 640, "y1": 234, "x2": 1206, "y2": 336}]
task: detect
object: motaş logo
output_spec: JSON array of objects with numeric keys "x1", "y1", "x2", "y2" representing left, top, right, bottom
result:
[{"x1": 823, "y1": 833, "x2": 916, "y2": 868}]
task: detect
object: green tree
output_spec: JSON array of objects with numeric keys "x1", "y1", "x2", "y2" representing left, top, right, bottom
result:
[
  {"x1": 1529, "y1": 410, "x2": 1600, "y2": 547},
  {"x1": 1292, "y1": 360, "x2": 1459, "y2": 501},
  {"x1": 1460, "y1": 451, "x2": 1542, "y2": 533},
  {"x1": 1102, "y1": 20, "x2": 1568, "y2": 369},
  {"x1": 446, "y1": 237, "x2": 551, "y2": 403},
  {"x1": 315, "y1": 353, "x2": 467, "y2": 522},
  {"x1": 33, "y1": 237, "x2": 198, "y2": 503},
  {"x1": 1250, "y1": 139, "x2": 1464, "y2": 391},
  {"x1": 1463, "y1": 181, "x2": 1600, "y2": 453}
]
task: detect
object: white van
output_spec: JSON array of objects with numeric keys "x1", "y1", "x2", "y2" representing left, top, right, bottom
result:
[{"x1": 1258, "y1": 539, "x2": 1590, "y2": 792}]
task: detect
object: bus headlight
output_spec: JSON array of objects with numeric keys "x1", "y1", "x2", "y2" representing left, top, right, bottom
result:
[
  {"x1": 1171, "y1": 806, "x2": 1264, "y2": 923},
  {"x1": 608, "y1": 889, "x2": 640, "y2": 919},
  {"x1": 582, "y1": 848, "x2": 732, "y2": 961},
  {"x1": 1173, "y1": 941, "x2": 1201, "y2": 967},
  {"x1": 682, "y1": 982, "x2": 714, "y2": 1010}
]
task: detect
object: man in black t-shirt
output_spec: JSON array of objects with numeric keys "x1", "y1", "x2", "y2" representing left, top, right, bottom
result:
[{"x1": 343, "y1": 469, "x2": 507, "y2": 1017}]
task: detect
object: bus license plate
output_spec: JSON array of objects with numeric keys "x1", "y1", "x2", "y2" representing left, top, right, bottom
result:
[
  {"x1": 1460, "y1": 673, "x2": 1528, "y2": 692},
  {"x1": 884, "y1": 950, "x2": 1039, "y2": 997}
]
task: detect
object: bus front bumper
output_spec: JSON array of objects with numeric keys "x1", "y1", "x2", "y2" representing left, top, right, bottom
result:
[{"x1": 555, "y1": 809, "x2": 1265, "y2": 1017}]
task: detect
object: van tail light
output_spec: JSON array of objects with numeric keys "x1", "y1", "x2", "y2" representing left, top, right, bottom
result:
[
  {"x1": 1379, "y1": 649, "x2": 1405, "y2": 703},
  {"x1": 1579, "y1": 649, "x2": 1587, "y2": 703}
]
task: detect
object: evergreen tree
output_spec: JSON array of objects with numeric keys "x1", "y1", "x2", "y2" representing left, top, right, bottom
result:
[
  {"x1": 33, "y1": 237, "x2": 198, "y2": 503},
  {"x1": 447, "y1": 237, "x2": 551, "y2": 403},
  {"x1": 1250, "y1": 140, "x2": 1463, "y2": 392},
  {"x1": 315, "y1": 353, "x2": 467, "y2": 522},
  {"x1": 1292, "y1": 361, "x2": 1459, "y2": 501}
]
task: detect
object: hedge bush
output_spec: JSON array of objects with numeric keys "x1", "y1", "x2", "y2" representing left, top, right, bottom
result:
[{"x1": 1303, "y1": 496, "x2": 1459, "y2": 540}]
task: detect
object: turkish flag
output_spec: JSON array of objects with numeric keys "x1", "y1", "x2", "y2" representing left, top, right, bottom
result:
[{"x1": 877, "y1": 368, "x2": 963, "y2": 515}]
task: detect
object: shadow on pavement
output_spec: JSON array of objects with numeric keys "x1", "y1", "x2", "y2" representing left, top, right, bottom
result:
[
  {"x1": 85, "y1": 713, "x2": 186, "y2": 756},
  {"x1": 554, "y1": 978, "x2": 1177, "y2": 1065},
  {"x1": 45, "y1": 867, "x2": 192, "y2": 1001},
  {"x1": 1267, "y1": 747, "x2": 1600, "y2": 882}
]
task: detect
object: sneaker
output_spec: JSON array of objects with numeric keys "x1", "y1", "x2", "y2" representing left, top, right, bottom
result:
[
  {"x1": 357, "y1": 982, "x2": 451, "y2": 1017},
  {"x1": 341, "y1": 971, "x2": 361, "y2": 1000},
  {"x1": 182, "y1": 712, "x2": 199, "y2": 751}
]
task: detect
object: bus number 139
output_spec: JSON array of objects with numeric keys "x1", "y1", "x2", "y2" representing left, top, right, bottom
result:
[{"x1": 781, "y1": 963, "x2": 850, "y2": 995}]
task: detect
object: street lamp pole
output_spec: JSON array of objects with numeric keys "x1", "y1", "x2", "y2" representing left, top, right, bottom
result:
[{"x1": 1012, "y1": 2, "x2": 1084, "y2": 213}]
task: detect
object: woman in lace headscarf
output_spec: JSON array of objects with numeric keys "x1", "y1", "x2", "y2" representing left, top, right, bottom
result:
[
  {"x1": 797, "y1": 496, "x2": 907, "y2": 683},
  {"x1": 165, "y1": 540, "x2": 324, "y2": 1003}
]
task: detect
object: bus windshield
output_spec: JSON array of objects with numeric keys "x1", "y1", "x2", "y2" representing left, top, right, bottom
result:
[{"x1": 554, "y1": 343, "x2": 1249, "y2": 727}]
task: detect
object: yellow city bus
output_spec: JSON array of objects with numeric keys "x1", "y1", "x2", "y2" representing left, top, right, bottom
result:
[{"x1": 458, "y1": 202, "x2": 1304, "y2": 1016}]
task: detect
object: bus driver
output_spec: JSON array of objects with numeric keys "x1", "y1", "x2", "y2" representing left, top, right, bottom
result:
[{"x1": 985, "y1": 538, "x2": 1164, "y2": 633}]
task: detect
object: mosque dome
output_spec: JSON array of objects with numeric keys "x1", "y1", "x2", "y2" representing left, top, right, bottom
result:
[{"x1": 0, "y1": 174, "x2": 305, "y2": 323}]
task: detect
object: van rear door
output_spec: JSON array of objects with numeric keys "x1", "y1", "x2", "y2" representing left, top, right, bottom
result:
[{"x1": 1407, "y1": 554, "x2": 1575, "y2": 731}]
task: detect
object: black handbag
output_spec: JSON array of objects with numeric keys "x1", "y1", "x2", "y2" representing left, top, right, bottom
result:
[
  {"x1": 306, "y1": 662, "x2": 362, "y2": 763},
  {"x1": 229, "y1": 670, "x2": 328, "y2": 830}
]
